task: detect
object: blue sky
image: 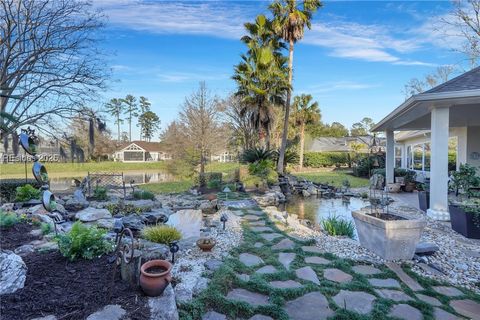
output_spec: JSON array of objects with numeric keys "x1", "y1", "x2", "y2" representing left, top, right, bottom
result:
[{"x1": 95, "y1": 0, "x2": 467, "y2": 140}]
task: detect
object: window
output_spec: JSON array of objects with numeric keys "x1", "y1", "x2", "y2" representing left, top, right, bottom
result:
[
  {"x1": 413, "y1": 144, "x2": 423, "y2": 170},
  {"x1": 394, "y1": 146, "x2": 402, "y2": 168},
  {"x1": 424, "y1": 142, "x2": 431, "y2": 171},
  {"x1": 407, "y1": 146, "x2": 412, "y2": 169}
]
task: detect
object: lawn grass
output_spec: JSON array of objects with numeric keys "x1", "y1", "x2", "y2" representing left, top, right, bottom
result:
[
  {"x1": 139, "y1": 181, "x2": 194, "y2": 194},
  {"x1": 293, "y1": 169, "x2": 368, "y2": 188}
]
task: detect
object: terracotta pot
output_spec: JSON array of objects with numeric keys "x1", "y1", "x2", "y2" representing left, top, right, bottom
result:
[
  {"x1": 139, "y1": 259, "x2": 172, "y2": 297},
  {"x1": 205, "y1": 193, "x2": 217, "y2": 201},
  {"x1": 196, "y1": 238, "x2": 216, "y2": 252}
]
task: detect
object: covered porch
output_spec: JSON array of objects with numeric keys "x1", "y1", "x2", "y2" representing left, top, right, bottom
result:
[{"x1": 372, "y1": 67, "x2": 480, "y2": 220}]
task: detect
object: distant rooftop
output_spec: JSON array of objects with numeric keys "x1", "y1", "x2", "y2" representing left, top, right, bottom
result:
[{"x1": 424, "y1": 66, "x2": 480, "y2": 94}]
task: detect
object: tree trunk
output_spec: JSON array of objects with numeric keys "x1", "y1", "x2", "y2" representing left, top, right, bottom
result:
[
  {"x1": 277, "y1": 40, "x2": 294, "y2": 174},
  {"x1": 129, "y1": 111, "x2": 132, "y2": 142},
  {"x1": 299, "y1": 122, "x2": 305, "y2": 169},
  {"x1": 117, "y1": 118, "x2": 120, "y2": 142}
]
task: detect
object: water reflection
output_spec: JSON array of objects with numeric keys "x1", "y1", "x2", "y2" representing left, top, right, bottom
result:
[{"x1": 49, "y1": 171, "x2": 176, "y2": 191}]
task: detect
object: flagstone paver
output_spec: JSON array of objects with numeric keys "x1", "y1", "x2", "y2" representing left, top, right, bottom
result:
[
  {"x1": 433, "y1": 286, "x2": 464, "y2": 297},
  {"x1": 386, "y1": 262, "x2": 424, "y2": 291},
  {"x1": 250, "y1": 226, "x2": 274, "y2": 232},
  {"x1": 243, "y1": 215, "x2": 261, "y2": 221},
  {"x1": 249, "y1": 221, "x2": 266, "y2": 226},
  {"x1": 305, "y1": 256, "x2": 330, "y2": 265},
  {"x1": 332, "y1": 290, "x2": 376, "y2": 315},
  {"x1": 226, "y1": 288, "x2": 269, "y2": 306},
  {"x1": 269, "y1": 280, "x2": 302, "y2": 289},
  {"x1": 202, "y1": 311, "x2": 227, "y2": 320},
  {"x1": 237, "y1": 273, "x2": 250, "y2": 281},
  {"x1": 301, "y1": 246, "x2": 324, "y2": 254},
  {"x1": 249, "y1": 316, "x2": 273, "y2": 320},
  {"x1": 450, "y1": 299, "x2": 480, "y2": 319},
  {"x1": 253, "y1": 242, "x2": 263, "y2": 248},
  {"x1": 388, "y1": 304, "x2": 423, "y2": 320},
  {"x1": 375, "y1": 289, "x2": 413, "y2": 302},
  {"x1": 255, "y1": 265, "x2": 277, "y2": 274},
  {"x1": 247, "y1": 210, "x2": 264, "y2": 216},
  {"x1": 259, "y1": 233, "x2": 283, "y2": 241},
  {"x1": 284, "y1": 292, "x2": 334, "y2": 320},
  {"x1": 416, "y1": 294, "x2": 442, "y2": 307},
  {"x1": 323, "y1": 268, "x2": 353, "y2": 283},
  {"x1": 352, "y1": 265, "x2": 382, "y2": 276},
  {"x1": 239, "y1": 253, "x2": 264, "y2": 267},
  {"x1": 271, "y1": 238, "x2": 295, "y2": 250},
  {"x1": 368, "y1": 278, "x2": 401, "y2": 288},
  {"x1": 433, "y1": 307, "x2": 462, "y2": 320},
  {"x1": 278, "y1": 252, "x2": 296, "y2": 270},
  {"x1": 295, "y1": 266, "x2": 320, "y2": 285}
]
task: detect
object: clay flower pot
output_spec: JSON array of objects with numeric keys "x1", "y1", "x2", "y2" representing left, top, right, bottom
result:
[
  {"x1": 196, "y1": 238, "x2": 216, "y2": 252},
  {"x1": 205, "y1": 193, "x2": 217, "y2": 201},
  {"x1": 139, "y1": 259, "x2": 172, "y2": 297}
]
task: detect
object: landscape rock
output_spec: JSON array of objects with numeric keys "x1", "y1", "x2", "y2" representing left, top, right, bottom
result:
[
  {"x1": 175, "y1": 286, "x2": 193, "y2": 304},
  {"x1": 388, "y1": 304, "x2": 423, "y2": 320},
  {"x1": 204, "y1": 259, "x2": 223, "y2": 271},
  {"x1": 95, "y1": 218, "x2": 115, "y2": 229},
  {"x1": 415, "y1": 293, "x2": 442, "y2": 306},
  {"x1": 368, "y1": 278, "x2": 401, "y2": 288},
  {"x1": 449, "y1": 299, "x2": 480, "y2": 319},
  {"x1": 192, "y1": 277, "x2": 210, "y2": 296},
  {"x1": 333, "y1": 290, "x2": 376, "y2": 314},
  {"x1": 14, "y1": 244, "x2": 34, "y2": 257},
  {"x1": 305, "y1": 256, "x2": 330, "y2": 265},
  {"x1": 269, "y1": 280, "x2": 302, "y2": 289},
  {"x1": 352, "y1": 265, "x2": 382, "y2": 275},
  {"x1": 65, "y1": 191, "x2": 89, "y2": 211},
  {"x1": 226, "y1": 288, "x2": 269, "y2": 306},
  {"x1": 149, "y1": 284, "x2": 179, "y2": 320},
  {"x1": 202, "y1": 311, "x2": 227, "y2": 320},
  {"x1": 75, "y1": 207, "x2": 111, "y2": 222},
  {"x1": 255, "y1": 265, "x2": 277, "y2": 274},
  {"x1": 433, "y1": 286, "x2": 464, "y2": 297},
  {"x1": 86, "y1": 304, "x2": 126, "y2": 320},
  {"x1": 0, "y1": 250, "x2": 27, "y2": 295},
  {"x1": 295, "y1": 266, "x2": 320, "y2": 285},
  {"x1": 415, "y1": 242, "x2": 439, "y2": 255},
  {"x1": 239, "y1": 253, "x2": 264, "y2": 267},
  {"x1": 323, "y1": 268, "x2": 353, "y2": 283},
  {"x1": 122, "y1": 215, "x2": 145, "y2": 231},
  {"x1": 433, "y1": 307, "x2": 461, "y2": 320},
  {"x1": 272, "y1": 238, "x2": 295, "y2": 250},
  {"x1": 278, "y1": 252, "x2": 296, "y2": 270},
  {"x1": 141, "y1": 208, "x2": 173, "y2": 224},
  {"x1": 284, "y1": 292, "x2": 333, "y2": 320},
  {"x1": 375, "y1": 289, "x2": 413, "y2": 302},
  {"x1": 139, "y1": 240, "x2": 170, "y2": 260},
  {"x1": 167, "y1": 209, "x2": 202, "y2": 239}
]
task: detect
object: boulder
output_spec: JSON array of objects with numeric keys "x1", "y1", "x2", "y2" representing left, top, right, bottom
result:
[
  {"x1": 141, "y1": 208, "x2": 173, "y2": 225},
  {"x1": 166, "y1": 209, "x2": 202, "y2": 239},
  {"x1": 148, "y1": 284, "x2": 179, "y2": 320},
  {"x1": 75, "y1": 207, "x2": 112, "y2": 222},
  {"x1": 175, "y1": 286, "x2": 193, "y2": 304},
  {"x1": 14, "y1": 245, "x2": 34, "y2": 257},
  {"x1": 0, "y1": 250, "x2": 27, "y2": 295},
  {"x1": 95, "y1": 218, "x2": 115, "y2": 230},
  {"x1": 65, "y1": 197, "x2": 89, "y2": 211},
  {"x1": 139, "y1": 239, "x2": 170, "y2": 260},
  {"x1": 122, "y1": 215, "x2": 145, "y2": 231},
  {"x1": 302, "y1": 190, "x2": 311, "y2": 197},
  {"x1": 199, "y1": 200, "x2": 217, "y2": 214},
  {"x1": 1, "y1": 203, "x2": 15, "y2": 212}
]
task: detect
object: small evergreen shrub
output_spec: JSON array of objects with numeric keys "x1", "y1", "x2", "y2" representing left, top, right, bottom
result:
[
  {"x1": 41, "y1": 222, "x2": 52, "y2": 235},
  {"x1": 105, "y1": 202, "x2": 149, "y2": 215},
  {"x1": 321, "y1": 215, "x2": 355, "y2": 239},
  {"x1": 56, "y1": 221, "x2": 113, "y2": 261},
  {"x1": 14, "y1": 184, "x2": 41, "y2": 202},
  {"x1": 207, "y1": 179, "x2": 221, "y2": 190},
  {"x1": 93, "y1": 186, "x2": 108, "y2": 201},
  {"x1": 142, "y1": 225, "x2": 182, "y2": 244},
  {"x1": 0, "y1": 211, "x2": 20, "y2": 228},
  {"x1": 303, "y1": 152, "x2": 350, "y2": 168},
  {"x1": 1, "y1": 179, "x2": 41, "y2": 202},
  {"x1": 133, "y1": 190, "x2": 156, "y2": 200}
]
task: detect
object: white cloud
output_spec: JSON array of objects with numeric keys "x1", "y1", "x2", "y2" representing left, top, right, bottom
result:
[{"x1": 302, "y1": 81, "x2": 379, "y2": 95}]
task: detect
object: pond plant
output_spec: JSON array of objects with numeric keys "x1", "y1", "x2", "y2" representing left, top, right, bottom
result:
[
  {"x1": 320, "y1": 215, "x2": 355, "y2": 239},
  {"x1": 133, "y1": 190, "x2": 156, "y2": 200}
]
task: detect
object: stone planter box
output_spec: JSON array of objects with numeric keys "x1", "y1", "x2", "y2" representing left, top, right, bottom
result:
[
  {"x1": 449, "y1": 205, "x2": 480, "y2": 239},
  {"x1": 352, "y1": 210, "x2": 426, "y2": 260}
]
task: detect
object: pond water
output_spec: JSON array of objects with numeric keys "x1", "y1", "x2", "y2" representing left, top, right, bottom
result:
[
  {"x1": 49, "y1": 171, "x2": 176, "y2": 191},
  {"x1": 278, "y1": 195, "x2": 369, "y2": 238}
]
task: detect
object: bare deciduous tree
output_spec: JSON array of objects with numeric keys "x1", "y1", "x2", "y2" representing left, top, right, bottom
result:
[
  {"x1": 0, "y1": 0, "x2": 108, "y2": 139},
  {"x1": 221, "y1": 95, "x2": 257, "y2": 151},
  {"x1": 402, "y1": 65, "x2": 457, "y2": 98},
  {"x1": 179, "y1": 82, "x2": 226, "y2": 176}
]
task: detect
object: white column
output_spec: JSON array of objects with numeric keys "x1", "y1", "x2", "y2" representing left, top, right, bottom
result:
[
  {"x1": 386, "y1": 130, "x2": 395, "y2": 184},
  {"x1": 427, "y1": 107, "x2": 450, "y2": 221},
  {"x1": 457, "y1": 127, "x2": 468, "y2": 170}
]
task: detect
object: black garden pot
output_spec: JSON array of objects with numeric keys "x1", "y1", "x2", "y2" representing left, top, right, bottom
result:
[
  {"x1": 418, "y1": 191, "x2": 430, "y2": 212},
  {"x1": 449, "y1": 205, "x2": 480, "y2": 239}
]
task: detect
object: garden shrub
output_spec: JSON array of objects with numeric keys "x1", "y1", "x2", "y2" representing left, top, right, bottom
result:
[
  {"x1": 93, "y1": 186, "x2": 108, "y2": 201},
  {"x1": 0, "y1": 179, "x2": 41, "y2": 202},
  {"x1": 240, "y1": 147, "x2": 274, "y2": 164},
  {"x1": 195, "y1": 172, "x2": 223, "y2": 187},
  {"x1": 56, "y1": 221, "x2": 113, "y2": 261},
  {"x1": 207, "y1": 179, "x2": 221, "y2": 190},
  {"x1": 353, "y1": 154, "x2": 386, "y2": 177},
  {"x1": 41, "y1": 222, "x2": 52, "y2": 235},
  {"x1": 248, "y1": 159, "x2": 276, "y2": 187},
  {"x1": 15, "y1": 184, "x2": 41, "y2": 202},
  {"x1": 105, "y1": 202, "x2": 148, "y2": 215},
  {"x1": 321, "y1": 215, "x2": 355, "y2": 239},
  {"x1": 142, "y1": 225, "x2": 182, "y2": 244},
  {"x1": 133, "y1": 190, "x2": 156, "y2": 200},
  {"x1": 303, "y1": 152, "x2": 350, "y2": 168},
  {"x1": 0, "y1": 211, "x2": 20, "y2": 228}
]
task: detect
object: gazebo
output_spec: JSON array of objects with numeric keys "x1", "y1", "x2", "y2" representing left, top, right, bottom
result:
[{"x1": 372, "y1": 67, "x2": 480, "y2": 221}]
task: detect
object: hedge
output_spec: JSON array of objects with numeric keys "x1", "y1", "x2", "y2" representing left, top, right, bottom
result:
[
  {"x1": 194, "y1": 172, "x2": 223, "y2": 187},
  {"x1": 303, "y1": 152, "x2": 350, "y2": 168},
  {"x1": 1, "y1": 179, "x2": 42, "y2": 203}
]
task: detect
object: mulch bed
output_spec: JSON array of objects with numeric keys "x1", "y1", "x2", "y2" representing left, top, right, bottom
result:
[
  {"x1": 0, "y1": 251, "x2": 150, "y2": 320},
  {"x1": 0, "y1": 223, "x2": 40, "y2": 250}
]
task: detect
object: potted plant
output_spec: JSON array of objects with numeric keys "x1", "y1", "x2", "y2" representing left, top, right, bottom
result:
[
  {"x1": 449, "y1": 164, "x2": 480, "y2": 239},
  {"x1": 417, "y1": 182, "x2": 430, "y2": 212},
  {"x1": 403, "y1": 170, "x2": 416, "y2": 192},
  {"x1": 196, "y1": 237, "x2": 216, "y2": 252},
  {"x1": 139, "y1": 259, "x2": 172, "y2": 296},
  {"x1": 352, "y1": 208, "x2": 426, "y2": 260}
]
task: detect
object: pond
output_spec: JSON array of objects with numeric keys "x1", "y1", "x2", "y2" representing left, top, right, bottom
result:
[
  {"x1": 278, "y1": 195, "x2": 369, "y2": 238},
  {"x1": 49, "y1": 171, "x2": 176, "y2": 191}
]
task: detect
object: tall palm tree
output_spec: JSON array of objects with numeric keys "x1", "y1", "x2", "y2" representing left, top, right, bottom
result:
[
  {"x1": 292, "y1": 94, "x2": 320, "y2": 169},
  {"x1": 104, "y1": 98, "x2": 124, "y2": 141},
  {"x1": 233, "y1": 15, "x2": 289, "y2": 149},
  {"x1": 270, "y1": 0, "x2": 322, "y2": 173}
]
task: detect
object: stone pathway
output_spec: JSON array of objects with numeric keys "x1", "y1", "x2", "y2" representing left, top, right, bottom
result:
[{"x1": 190, "y1": 202, "x2": 480, "y2": 320}]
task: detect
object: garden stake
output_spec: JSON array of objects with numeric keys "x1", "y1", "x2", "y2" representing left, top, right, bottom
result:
[{"x1": 169, "y1": 241, "x2": 179, "y2": 264}]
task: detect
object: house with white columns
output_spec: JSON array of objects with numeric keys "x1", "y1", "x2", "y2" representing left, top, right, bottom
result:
[{"x1": 372, "y1": 67, "x2": 480, "y2": 221}]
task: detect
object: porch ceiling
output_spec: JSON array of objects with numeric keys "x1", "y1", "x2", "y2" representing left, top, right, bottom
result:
[{"x1": 372, "y1": 90, "x2": 480, "y2": 131}]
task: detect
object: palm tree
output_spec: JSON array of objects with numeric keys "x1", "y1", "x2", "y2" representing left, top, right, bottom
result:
[
  {"x1": 122, "y1": 94, "x2": 138, "y2": 142},
  {"x1": 233, "y1": 15, "x2": 289, "y2": 149},
  {"x1": 104, "y1": 98, "x2": 124, "y2": 141},
  {"x1": 291, "y1": 94, "x2": 320, "y2": 169},
  {"x1": 270, "y1": 0, "x2": 322, "y2": 173}
]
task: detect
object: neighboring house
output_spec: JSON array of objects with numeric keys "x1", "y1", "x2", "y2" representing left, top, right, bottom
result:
[
  {"x1": 113, "y1": 141, "x2": 172, "y2": 162},
  {"x1": 210, "y1": 150, "x2": 236, "y2": 162},
  {"x1": 306, "y1": 136, "x2": 385, "y2": 153},
  {"x1": 1, "y1": 136, "x2": 62, "y2": 162},
  {"x1": 373, "y1": 66, "x2": 480, "y2": 221}
]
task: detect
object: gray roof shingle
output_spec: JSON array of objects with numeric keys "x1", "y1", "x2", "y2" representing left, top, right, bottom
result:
[{"x1": 424, "y1": 66, "x2": 480, "y2": 93}]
